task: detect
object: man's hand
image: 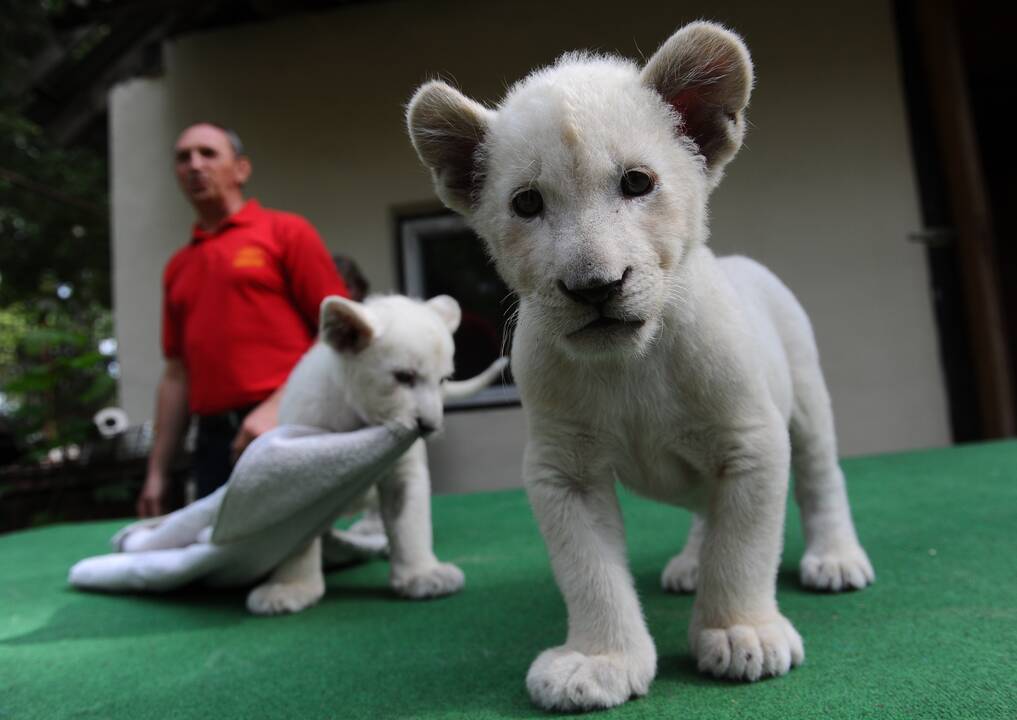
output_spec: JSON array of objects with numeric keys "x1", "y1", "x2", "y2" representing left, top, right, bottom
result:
[
  {"x1": 137, "y1": 359, "x2": 189, "y2": 518},
  {"x1": 231, "y1": 389, "x2": 283, "y2": 462},
  {"x1": 137, "y1": 471, "x2": 168, "y2": 518}
]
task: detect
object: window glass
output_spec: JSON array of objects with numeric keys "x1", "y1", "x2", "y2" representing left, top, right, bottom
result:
[{"x1": 398, "y1": 211, "x2": 517, "y2": 408}]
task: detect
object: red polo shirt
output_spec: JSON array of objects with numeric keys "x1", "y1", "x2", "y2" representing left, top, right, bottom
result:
[{"x1": 162, "y1": 199, "x2": 349, "y2": 415}]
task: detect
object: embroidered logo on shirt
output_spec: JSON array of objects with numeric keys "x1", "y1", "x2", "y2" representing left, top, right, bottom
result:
[{"x1": 233, "y1": 246, "x2": 267, "y2": 268}]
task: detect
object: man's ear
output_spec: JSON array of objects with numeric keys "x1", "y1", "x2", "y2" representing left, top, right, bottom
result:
[
  {"x1": 640, "y1": 21, "x2": 754, "y2": 186},
  {"x1": 234, "y1": 156, "x2": 252, "y2": 187},
  {"x1": 406, "y1": 81, "x2": 494, "y2": 215},
  {"x1": 426, "y1": 294, "x2": 461, "y2": 333},
  {"x1": 319, "y1": 296, "x2": 382, "y2": 353}
]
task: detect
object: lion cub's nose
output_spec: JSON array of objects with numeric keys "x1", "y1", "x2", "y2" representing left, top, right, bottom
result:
[{"x1": 557, "y1": 268, "x2": 631, "y2": 306}]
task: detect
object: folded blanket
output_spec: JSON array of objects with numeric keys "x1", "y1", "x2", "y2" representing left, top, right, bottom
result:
[{"x1": 68, "y1": 422, "x2": 418, "y2": 593}]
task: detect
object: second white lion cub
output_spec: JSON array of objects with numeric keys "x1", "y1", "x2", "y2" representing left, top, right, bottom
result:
[
  {"x1": 245, "y1": 294, "x2": 470, "y2": 615},
  {"x1": 408, "y1": 20, "x2": 874, "y2": 712}
]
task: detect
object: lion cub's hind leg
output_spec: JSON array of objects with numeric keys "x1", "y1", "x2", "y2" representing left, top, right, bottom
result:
[
  {"x1": 661, "y1": 513, "x2": 705, "y2": 593},
  {"x1": 246, "y1": 537, "x2": 326, "y2": 615},
  {"x1": 790, "y1": 363, "x2": 875, "y2": 592},
  {"x1": 322, "y1": 502, "x2": 389, "y2": 570}
]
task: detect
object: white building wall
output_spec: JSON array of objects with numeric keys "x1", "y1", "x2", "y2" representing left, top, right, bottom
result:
[{"x1": 111, "y1": 0, "x2": 950, "y2": 493}]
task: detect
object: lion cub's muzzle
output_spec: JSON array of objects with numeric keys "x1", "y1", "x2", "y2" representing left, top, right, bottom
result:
[
  {"x1": 557, "y1": 266, "x2": 632, "y2": 307},
  {"x1": 557, "y1": 267, "x2": 646, "y2": 340},
  {"x1": 416, "y1": 417, "x2": 438, "y2": 436}
]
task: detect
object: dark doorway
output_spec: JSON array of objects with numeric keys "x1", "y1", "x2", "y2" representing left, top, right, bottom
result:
[{"x1": 894, "y1": 0, "x2": 1017, "y2": 442}]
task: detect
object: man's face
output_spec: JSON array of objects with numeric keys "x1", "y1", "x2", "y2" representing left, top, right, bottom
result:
[{"x1": 173, "y1": 124, "x2": 250, "y2": 205}]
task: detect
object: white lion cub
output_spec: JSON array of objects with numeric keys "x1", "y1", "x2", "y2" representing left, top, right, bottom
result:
[
  {"x1": 245, "y1": 294, "x2": 468, "y2": 615},
  {"x1": 407, "y1": 21, "x2": 874, "y2": 711}
]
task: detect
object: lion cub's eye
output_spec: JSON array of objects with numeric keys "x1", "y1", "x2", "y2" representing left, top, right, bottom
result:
[
  {"x1": 620, "y1": 170, "x2": 654, "y2": 197},
  {"x1": 393, "y1": 370, "x2": 417, "y2": 387},
  {"x1": 511, "y1": 189, "x2": 543, "y2": 218}
]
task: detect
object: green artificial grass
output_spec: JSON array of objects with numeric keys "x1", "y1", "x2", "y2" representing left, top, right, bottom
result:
[{"x1": 2, "y1": 441, "x2": 1016, "y2": 719}]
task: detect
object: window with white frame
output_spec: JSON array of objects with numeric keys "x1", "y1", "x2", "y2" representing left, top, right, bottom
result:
[{"x1": 397, "y1": 210, "x2": 518, "y2": 409}]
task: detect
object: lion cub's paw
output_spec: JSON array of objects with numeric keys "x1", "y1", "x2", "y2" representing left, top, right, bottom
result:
[
  {"x1": 391, "y1": 562, "x2": 464, "y2": 599},
  {"x1": 692, "y1": 615, "x2": 804, "y2": 682},
  {"x1": 526, "y1": 644, "x2": 656, "y2": 712},
  {"x1": 800, "y1": 544, "x2": 874, "y2": 592},
  {"x1": 246, "y1": 578, "x2": 325, "y2": 616},
  {"x1": 661, "y1": 551, "x2": 698, "y2": 593}
]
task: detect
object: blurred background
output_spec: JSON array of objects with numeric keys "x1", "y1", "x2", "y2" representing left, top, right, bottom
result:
[{"x1": 1, "y1": 0, "x2": 1013, "y2": 531}]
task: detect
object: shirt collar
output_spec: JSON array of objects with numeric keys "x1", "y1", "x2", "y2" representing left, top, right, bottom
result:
[{"x1": 191, "y1": 199, "x2": 260, "y2": 243}]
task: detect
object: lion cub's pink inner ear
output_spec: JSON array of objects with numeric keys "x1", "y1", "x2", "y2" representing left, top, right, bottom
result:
[
  {"x1": 320, "y1": 298, "x2": 378, "y2": 354},
  {"x1": 640, "y1": 22, "x2": 753, "y2": 180},
  {"x1": 669, "y1": 86, "x2": 711, "y2": 144},
  {"x1": 406, "y1": 81, "x2": 494, "y2": 215}
]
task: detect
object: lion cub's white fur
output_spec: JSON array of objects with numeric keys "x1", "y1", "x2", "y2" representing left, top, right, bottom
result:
[
  {"x1": 245, "y1": 294, "x2": 466, "y2": 615},
  {"x1": 408, "y1": 21, "x2": 874, "y2": 711}
]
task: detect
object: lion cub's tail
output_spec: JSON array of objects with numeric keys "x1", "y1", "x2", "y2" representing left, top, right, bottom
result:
[{"x1": 442, "y1": 357, "x2": 509, "y2": 401}]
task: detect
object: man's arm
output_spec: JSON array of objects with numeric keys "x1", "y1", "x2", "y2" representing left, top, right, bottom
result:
[
  {"x1": 136, "y1": 359, "x2": 190, "y2": 518},
  {"x1": 230, "y1": 385, "x2": 283, "y2": 463}
]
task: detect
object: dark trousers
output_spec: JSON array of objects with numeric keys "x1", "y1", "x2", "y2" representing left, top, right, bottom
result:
[{"x1": 194, "y1": 406, "x2": 254, "y2": 498}]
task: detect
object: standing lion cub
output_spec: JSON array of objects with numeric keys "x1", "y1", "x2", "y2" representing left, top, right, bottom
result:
[{"x1": 407, "y1": 20, "x2": 874, "y2": 712}]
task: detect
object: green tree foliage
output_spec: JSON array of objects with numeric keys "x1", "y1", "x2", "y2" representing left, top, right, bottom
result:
[{"x1": 0, "y1": 0, "x2": 116, "y2": 462}]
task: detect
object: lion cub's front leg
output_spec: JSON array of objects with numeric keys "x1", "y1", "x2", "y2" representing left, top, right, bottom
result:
[
  {"x1": 523, "y1": 439, "x2": 656, "y2": 712},
  {"x1": 246, "y1": 537, "x2": 325, "y2": 615},
  {"x1": 378, "y1": 440, "x2": 464, "y2": 599},
  {"x1": 690, "y1": 418, "x2": 804, "y2": 681}
]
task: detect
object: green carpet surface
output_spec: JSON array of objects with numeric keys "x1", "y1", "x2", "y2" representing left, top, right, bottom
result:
[{"x1": 2, "y1": 440, "x2": 1015, "y2": 719}]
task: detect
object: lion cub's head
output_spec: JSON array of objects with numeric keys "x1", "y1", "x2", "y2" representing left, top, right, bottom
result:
[
  {"x1": 319, "y1": 295, "x2": 460, "y2": 433},
  {"x1": 407, "y1": 21, "x2": 752, "y2": 360}
]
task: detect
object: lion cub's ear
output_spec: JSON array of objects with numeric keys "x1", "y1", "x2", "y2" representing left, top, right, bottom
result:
[
  {"x1": 319, "y1": 296, "x2": 382, "y2": 353},
  {"x1": 426, "y1": 294, "x2": 462, "y2": 333},
  {"x1": 406, "y1": 81, "x2": 494, "y2": 215},
  {"x1": 640, "y1": 21, "x2": 754, "y2": 185}
]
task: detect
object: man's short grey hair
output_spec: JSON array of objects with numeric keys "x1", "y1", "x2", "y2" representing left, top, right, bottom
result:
[
  {"x1": 180, "y1": 122, "x2": 247, "y2": 157},
  {"x1": 208, "y1": 123, "x2": 244, "y2": 156}
]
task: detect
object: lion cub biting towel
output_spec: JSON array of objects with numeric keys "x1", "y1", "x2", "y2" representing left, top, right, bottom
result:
[
  {"x1": 245, "y1": 294, "x2": 471, "y2": 614},
  {"x1": 408, "y1": 20, "x2": 873, "y2": 711},
  {"x1": 76, "y1": 295, "x2": 497, "y2": 615}
]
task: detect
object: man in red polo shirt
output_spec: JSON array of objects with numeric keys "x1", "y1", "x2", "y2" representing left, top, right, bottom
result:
[{"x1": 135, "y1": 123, "x2": 349, "y2": 517}]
